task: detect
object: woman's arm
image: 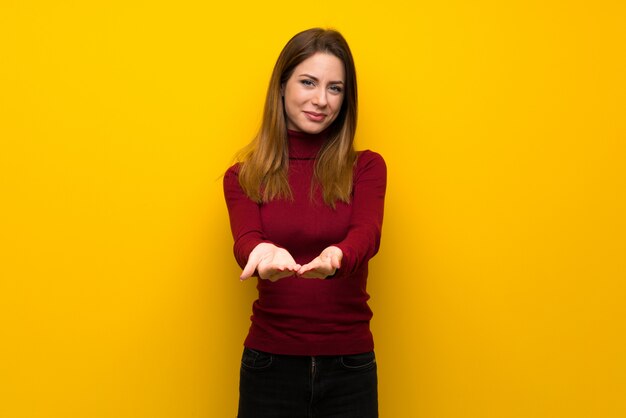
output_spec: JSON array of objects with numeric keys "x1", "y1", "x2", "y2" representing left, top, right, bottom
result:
[
  {"x1": 297, "y1": 151, "x2": 387, "y2": 278},
  {"x1": 223, "y1": 165, "x2": 300, "y2": 281},
  {"x1": 335, "y1": 151, "x2": 387, "y2": 275}
]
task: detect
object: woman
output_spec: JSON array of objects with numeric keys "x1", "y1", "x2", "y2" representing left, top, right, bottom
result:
[{"x1": 223, "y1": 28, "x2": 386, "y2": 418}]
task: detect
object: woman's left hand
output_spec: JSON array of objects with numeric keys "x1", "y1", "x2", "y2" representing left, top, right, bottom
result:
[{"x1": 297, "y1": 246, "x2": 343, "y2": 279}]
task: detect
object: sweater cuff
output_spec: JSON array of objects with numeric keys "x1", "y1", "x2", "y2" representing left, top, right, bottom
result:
[{"x1": 333, "y1": 243, "x2": 354, "y2": 277}]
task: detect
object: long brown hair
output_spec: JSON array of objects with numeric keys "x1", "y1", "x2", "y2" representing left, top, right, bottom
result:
[{"x1": 237, "y1": 28, "x2": 358, "y2": 208}]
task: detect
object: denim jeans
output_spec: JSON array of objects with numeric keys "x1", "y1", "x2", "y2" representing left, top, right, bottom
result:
[{"x1": 237, "y1": 347, "x2": 378, "y2": 418}]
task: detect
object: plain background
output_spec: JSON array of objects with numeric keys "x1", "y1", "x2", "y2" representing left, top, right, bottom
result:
[{"x1": 1, "y1": 1, "x2": 625, "y2": 417}]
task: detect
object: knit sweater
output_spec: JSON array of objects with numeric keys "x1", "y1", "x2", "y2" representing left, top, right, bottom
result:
[{"x1": 223, "y1": 129, "x2": 387, "y2": 355}]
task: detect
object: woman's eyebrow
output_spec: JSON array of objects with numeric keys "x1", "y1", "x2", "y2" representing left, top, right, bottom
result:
[{"x1": 298, "y1": 73, "x2": 345, "y2": 84}]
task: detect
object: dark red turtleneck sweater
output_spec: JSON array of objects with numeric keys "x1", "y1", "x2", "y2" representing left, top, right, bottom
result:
[{"x1": 223, "y1": 130, "x2": 386, "y2": 355}]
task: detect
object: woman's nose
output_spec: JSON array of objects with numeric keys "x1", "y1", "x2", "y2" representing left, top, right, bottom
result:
[{"x1": 312, "y1": 88, "x2": 328, "y2": 107}]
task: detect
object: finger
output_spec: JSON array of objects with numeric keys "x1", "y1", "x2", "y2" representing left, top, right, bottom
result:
[
  {"x1": 240, "y1": 253, "x2": 260, "y2": 281},
  {"x1": 298, "y1": 263, "x2": 328, "y2": 279},
  {"x1": 274, "y1": 263, "x2": 300, "y2": 272},
  {"x1": 263, "y1": 264, "x2": 298, "y2": 281},
  {"x1": 268, "y1": 270, "x2": 292, "y2": 282},
  {"x1": 331, "y1": 254, "x2": 341, "y2": 269},
  {"x1": 288, "y1": 263, "x2": 302, "y2": 271},
  {"x1": 267, "y1": 264, "x2": 294, "y2": 275},
  {"x1": 298, "y1": 269, "x2": 316, "y2": 278},
  {"x1": 297, "y1": 263, "x2": 314, "y2": 276},
  {"x1": 300, "y1": 270, "x2": 326, "y2": 279}
]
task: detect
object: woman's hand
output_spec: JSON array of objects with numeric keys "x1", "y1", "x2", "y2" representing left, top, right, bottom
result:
[
  {"x1": 240, "y1": 243, "x2": 301, "y2": 282},
  {"x1": 297, "y1": 246, "x2": 343, "y2": 279}
]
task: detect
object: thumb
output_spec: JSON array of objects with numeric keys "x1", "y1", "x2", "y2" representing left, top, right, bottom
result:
[
  {"x1": 331, "y1": 253, "x2": 341, "y2": 269},
  {"x1": 240, "y1": 253, "x2": 259, "y2": 281}
]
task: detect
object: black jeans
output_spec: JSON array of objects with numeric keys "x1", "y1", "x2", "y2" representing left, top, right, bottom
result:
[{"x1": 237, "y1": 347, "x2": 378, "y2": 418}]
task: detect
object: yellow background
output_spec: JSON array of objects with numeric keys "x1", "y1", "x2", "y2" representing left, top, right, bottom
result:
[{"x1": 1, "y1": 1, "x2": 625, "y2": 417}]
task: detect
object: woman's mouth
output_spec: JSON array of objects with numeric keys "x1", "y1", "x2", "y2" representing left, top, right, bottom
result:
[{"x1": 304, "y1": 111, "x2": 327, "y2": 122}]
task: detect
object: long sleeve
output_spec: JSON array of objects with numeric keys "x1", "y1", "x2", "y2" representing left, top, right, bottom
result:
[
  {"x1": 223, "y1": 164, "x2": 271, "y2": 269},
  {"x1": 334, "y1": 150, "x2": 387, "y2": 276}
]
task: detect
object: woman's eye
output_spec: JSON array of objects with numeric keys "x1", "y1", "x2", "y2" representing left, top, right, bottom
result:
[
  {"x1": 300, "y1": 79, "x2": 315, "y2": 87},
  {"x1": 330, "y1": 85, "x2": 343, "y2": 93}
]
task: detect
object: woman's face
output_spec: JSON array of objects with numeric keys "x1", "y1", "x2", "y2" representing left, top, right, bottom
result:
[{"x1": 282, "y1": 52, "x2": 345, "y2": 134}]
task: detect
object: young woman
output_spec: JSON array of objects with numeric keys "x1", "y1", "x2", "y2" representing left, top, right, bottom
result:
[{"x1": 223, "y1": 27, "x2": 386, "y2": 418}]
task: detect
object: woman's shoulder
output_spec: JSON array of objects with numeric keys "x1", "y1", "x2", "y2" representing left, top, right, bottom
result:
[
  {"x1": 223, "y1": 162, "x2": 243, "y2": 190},
  {"x1": 225, "y1": 161, "x2": 242, "y2": 176},
  {"x1": 353, "y1": 150, "x2": 386, "y2": 184},
  {"x1": 355, "y1": 149, "x2": 386, "y2": 171}
]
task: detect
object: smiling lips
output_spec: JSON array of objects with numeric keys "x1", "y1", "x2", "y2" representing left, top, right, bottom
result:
[{"x1": 303, "y1": 111, "x2": 327, "y2": 122}]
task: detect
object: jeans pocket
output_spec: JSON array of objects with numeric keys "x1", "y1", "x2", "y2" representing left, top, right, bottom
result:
[
  {"x1": 241, "y1": 347, "x2": 273, "y2": 371},
  {"x1": 340, "y1": 351, "x2": 376, "y2": 371}
]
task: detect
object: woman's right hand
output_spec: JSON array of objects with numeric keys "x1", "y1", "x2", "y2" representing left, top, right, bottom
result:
[{"x1": 240, "y1": 243, "x2": 301, "y2": 282}]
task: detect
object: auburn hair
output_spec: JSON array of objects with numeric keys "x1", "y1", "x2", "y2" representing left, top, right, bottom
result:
[{"x1": 237, "y1": 28, "x2": 358, "y2": 208}]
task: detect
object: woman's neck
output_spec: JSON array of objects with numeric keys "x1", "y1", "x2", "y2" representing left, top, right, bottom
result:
[{"x1": 287, "y1": 129, "x2": 329, "y2": 159}]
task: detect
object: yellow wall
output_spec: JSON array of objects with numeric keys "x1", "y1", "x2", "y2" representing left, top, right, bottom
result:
[{"x1": 1, "y1": 1, "x2": 625, "y2": 417}]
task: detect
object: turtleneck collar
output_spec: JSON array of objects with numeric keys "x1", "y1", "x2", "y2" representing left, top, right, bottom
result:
[{"x1": 287, "y1": 129, "x2": 329, "y2": 159}]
